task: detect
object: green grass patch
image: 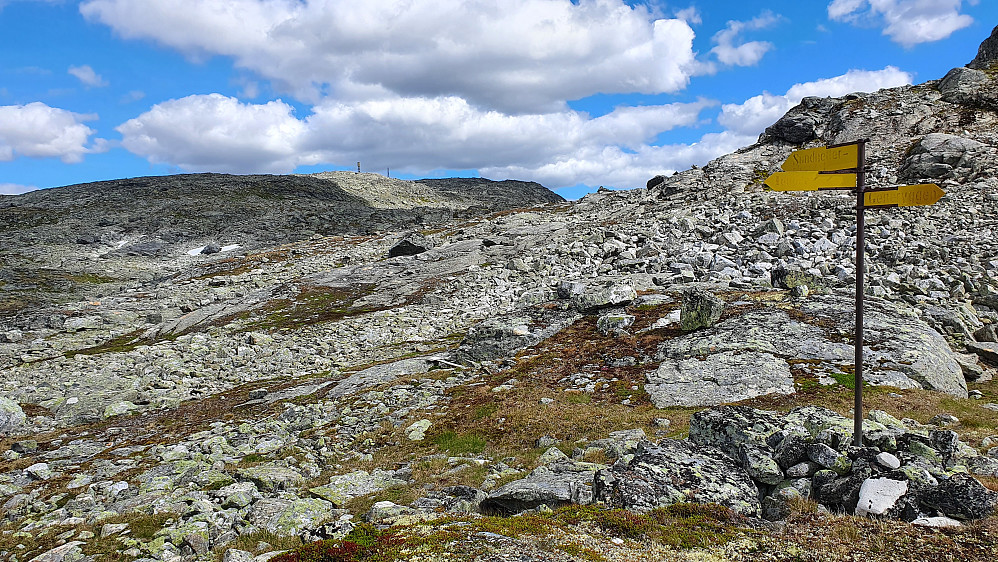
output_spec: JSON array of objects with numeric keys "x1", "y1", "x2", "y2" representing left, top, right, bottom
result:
[
  {"x1": 564, "y1": 392, "x2": 593, "y2": 405},
  {"x1": 429, "y1": 431, "x2": 487, "y2": 455},
  {"x1": 472, "y1": 403, "x2": 499, "y2": 420},
  {"x1": 830, "y1": 371, "x2": 856, "y2": 390}
]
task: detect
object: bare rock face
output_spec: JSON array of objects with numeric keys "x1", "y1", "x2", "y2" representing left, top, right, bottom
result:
[
  {"x1": 938, "y1": 67, "x2": 998, "y2": 110},
  {"x1": 898, "y1": 133, "x2": 990, "y2": 182},
  {"x1": 968, "y1": 24, "x2": 998, "y2": 70}
]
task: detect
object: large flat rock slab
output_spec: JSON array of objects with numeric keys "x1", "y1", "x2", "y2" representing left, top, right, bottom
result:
[
  {"x1": 647, "y1": 293, "x2": 966, "y2": 406},
  {"x1": 646, "y1": 351, "x2": 794, "y2": 407}
]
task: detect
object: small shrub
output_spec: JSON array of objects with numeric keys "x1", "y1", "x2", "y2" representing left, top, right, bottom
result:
[
  {"x1": 597, "y1": 509, "x2": 655, "y2": 538},
  {"x1": 270, "y1": 525, "x2": 403, "y2": 562}
]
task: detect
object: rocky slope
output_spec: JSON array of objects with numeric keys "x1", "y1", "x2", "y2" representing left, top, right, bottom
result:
[{"x1": 3, "y1": 27, "x2": 998, "y2": 562}]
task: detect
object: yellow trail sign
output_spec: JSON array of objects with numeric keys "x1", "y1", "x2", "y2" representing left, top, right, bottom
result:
[
  {"x1": 781, "y1": 144, "x2": 859, "y2": 172},
  {"x1": 864, "y1": 184, "x2": 945, "y2": 207},
  {"x1": 764, "y1": 171, "x2": 856, "y2": 191}
]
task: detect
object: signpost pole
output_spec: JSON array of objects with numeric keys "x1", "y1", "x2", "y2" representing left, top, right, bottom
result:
[
  {"x1": 764, "y1": 142, "x2": 942, "y2": 448},
  {"x1": 854, "y1": 140, "x2": 866, "y2": 447}
]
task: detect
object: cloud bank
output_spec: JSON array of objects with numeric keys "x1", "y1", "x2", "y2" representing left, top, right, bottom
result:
[
  {"x1": 70, "y1": 1, "x2": 918, "y2": 190},
  {"x1": 115, "y1": 66, "x2": 911, "y2": 189}
]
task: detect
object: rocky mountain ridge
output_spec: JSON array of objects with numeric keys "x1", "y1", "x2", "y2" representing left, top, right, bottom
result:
[
  {"x1": 2, "y1": 27, "x2": 998, "y2": 562},
  {"x1": 0, "y1": 173, "x2": 562, "y2": 330}
]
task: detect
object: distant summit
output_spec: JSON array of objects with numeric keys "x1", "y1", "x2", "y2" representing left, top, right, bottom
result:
[{"x1": 969, "y1": 24, "x2": 998, "y2": 69}]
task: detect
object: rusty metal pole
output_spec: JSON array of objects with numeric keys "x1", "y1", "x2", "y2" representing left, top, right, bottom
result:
[{"x1": 854, "y1": 140, "x2": 866, "y2": 447}]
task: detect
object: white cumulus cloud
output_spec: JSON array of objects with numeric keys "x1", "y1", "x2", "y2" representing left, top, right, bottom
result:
[
  {"x1": 827, "y1": 0, "x2": 973, "y2": 48},
  {"x1": 718, "y1": 66, "x2": 912, "y2": 136},
  {"x1": 0, "y1": 102, "x2": 105, "y2": 163},
  {"x1": 710, "y1": 11, "x2": 781, "y2": 67},
  {"x1": 116, "y1": 94, "x2": 308, "y2": 173},
  {"x1": 68, "y1": 64, "x2": 108, "y2": 87},
  {"x1": 0, "y1": 183, "x2": 39, "y2": 195},
  {"x1": 80, "y1": 0, "x2": 701, "y2": 113}
]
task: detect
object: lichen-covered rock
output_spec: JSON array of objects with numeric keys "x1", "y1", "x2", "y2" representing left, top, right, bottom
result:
[
  {"x1": 411, "y1": 485, "x2": 486, "y2": 514},
  {"x1": 249, "y1": 497, "x2": 336, "y2": 536},
  {"x1": 103, "y1": 400, "x2": 138, "y2": 418},
  {"x1": 0, "y1": 397, "x2": 26, "y2": 436},
  {"x1": 456, "y1": 317, "x2": 533, "y2": 361},
  {"x1": 309, "y1": 469, "x2": 407, "y2": 507},
  {"x1": 655, "y1": 294, "x2": 966, "y2": 398},
  {"x1": 235, "y1": 465, "x2": 305, "y2": 492},
  {"x1": 738, "y1": 444, "x2": 783, "y2": 485},
  {"x1": 596, "y1": 313, "x2": 635, "y2": 335},
  {"x1": 571, "y1": 283, "x2": 637, "y2": 312},
  {"x1": 480, "y1": 460, "x2": 602, "y2": 514},
  {"x1": 26, "y1": 541, "x2": 86, "y2": 562},
  {"x1": 679, "y1": 287, "x2": 725, "y2": 331},
  {"x1": 593, "y1": 440, "x2": 760, "y2": 516},
  {"x1": 689, "y1": 405, "x2": 785, "y2": 459},
  {"x1": 587, "y1": 429, "x2": 647, "y2": 459},
  {"x1": 364, "y1": 500, "x2": 416, "y2": 522},
  {"x1": 898, "y1": 133, "x2": 988, "y2": 182},
  {"x1": 770, "y1": 264, "x2": 817, "y2": 290},
  {"x1": 938, "y1": 67, "x2": 998, "y2": 109}
]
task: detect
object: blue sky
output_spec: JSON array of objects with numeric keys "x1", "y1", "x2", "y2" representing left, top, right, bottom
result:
[{"x1": 1, "y1": 0, "x2": 995, "y2": 199}]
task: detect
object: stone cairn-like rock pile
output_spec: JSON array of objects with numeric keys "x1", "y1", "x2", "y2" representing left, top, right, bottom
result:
[{"x1": 459, "y1": 405, "x2": 998, "y2": 530}]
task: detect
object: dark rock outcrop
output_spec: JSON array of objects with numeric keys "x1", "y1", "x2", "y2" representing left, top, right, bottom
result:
[
  {"x1": 968, "y1": 24, "x2": 998, "y2": 70},
  {"x1": 593, "y1": 439, "x2": 761, "y2": 516},
  {"x1": 688, "y1": 405, "x2": 998, "y2": 522}
]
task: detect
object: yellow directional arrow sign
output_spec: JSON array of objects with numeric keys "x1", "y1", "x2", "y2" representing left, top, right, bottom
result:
[
  {"x1": 764, "y1": 171, "x2": 856, "y2": 191},
  {"x1": 864, "y1": 184, "x2": 945, "y2": 207},
  {"x1": 781, "y1": 144, "x2": 859, "y2": 172}
]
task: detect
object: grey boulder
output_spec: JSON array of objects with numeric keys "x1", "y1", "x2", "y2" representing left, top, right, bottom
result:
[
  {"x1": 679, "y1": 287, "x2": 725, "y2": 331},
  {"x1": 480, "y1": 460, "x2": 602, "y2": 514},
  {"x1": 0, "y1": 397, "x2": 26, "y2": 436},
  {"x1": 898, "y1": 133, "x2": 989, "y2": 182}
]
